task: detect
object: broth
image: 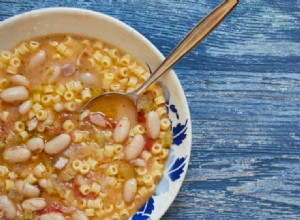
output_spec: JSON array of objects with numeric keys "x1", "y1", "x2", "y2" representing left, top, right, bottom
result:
[{"x1": 0, "y1": 34, "x2": 172, "y2": 219}]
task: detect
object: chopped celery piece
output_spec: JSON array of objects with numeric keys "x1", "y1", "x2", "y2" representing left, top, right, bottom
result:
[
  {"x1": 58, "y1": 167, "x2": 76, "y2": 182},
  {"x1": 119, "y1": 163, "x2": 136, "y2": 179},
  {"x1": 8, "y1": 189, "x2": 23, "y2": 202},
  {"x1": 24, "y1": 209, "x2": 35, "y2": 220},
  {"x1": 95, "y1": 133, "x2": 106, "y2": 147}
]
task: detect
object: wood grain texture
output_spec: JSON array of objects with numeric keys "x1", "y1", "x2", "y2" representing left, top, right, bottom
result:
[{"x1": 1, "y1": 0, "x2": 300, "y2": 219}]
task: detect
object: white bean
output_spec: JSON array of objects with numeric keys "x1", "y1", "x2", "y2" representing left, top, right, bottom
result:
[
  {"x1": 26, "y1": 137, "x2": 44, "y2": 152},
  {"x1": 22, "y1": 198, "x2": 46, "y2": 211},
  {"x1": 0, "y1": 196, "x2": 16, "y2": 219},
  {"x1": 27, "y1": 117, "x2": 38, "y2": 131},
  {"x1": 113, "y1": 117, "x2": 131, "y2": 143},
  {"x1": 9, "y1": 74, "x2": 30, "y2": 87},
  {"x1": 28, "y1": 50, "x2": 46, "y2": 69},
  {"x1": 18, "y1": 100, "x2": 32, "y2": 115},
  {"x1": 48, "y1": 66, "x2": 61, "y2": 83},
  {"x1": 123, "y1": 178, "x2": 137, "y2": 203},
  {"x1": 1, "y1": 86, "x2": 29, "y2": 103},
  {"x1": 40, "y1": 213, "x2": 65, "y2": 220},
  {"x1": 72, "y1": 211, "x2": 88, "y2": 220},
  {"x1": 79, "y1": 72, "x2": 97, "y2": 85},
  {"x1": 3, "y1": 146, "x2": 31, "y2": 163},
  {"x1": 125, "y1": 134, "x2": 145, "y2": 161},
  {"x1": 15, "y1": 180, "x2": 40, "y2": 197},
  {"x1": 45, "y1": 134, "x2": 71, "y2": 155},
  {"x1": 146, "y1": 111, "x2": 160, "y2": 139}
]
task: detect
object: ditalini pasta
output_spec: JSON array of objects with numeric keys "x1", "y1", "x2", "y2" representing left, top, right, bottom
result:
[{"x1": 0, "y1": 34, "x2": 173, "y2": 219}]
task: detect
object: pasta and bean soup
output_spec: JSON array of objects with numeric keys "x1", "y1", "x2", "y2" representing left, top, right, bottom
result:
[{"x1": 0, "y1": 35, "x2": 173, "y2": 219}]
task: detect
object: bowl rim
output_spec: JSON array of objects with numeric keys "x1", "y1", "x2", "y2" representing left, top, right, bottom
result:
[{"x1": 0, "y1": 7, "x2": 192, "y2": 219}]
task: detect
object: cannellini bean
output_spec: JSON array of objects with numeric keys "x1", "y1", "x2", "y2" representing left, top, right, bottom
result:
[
  {"x1": 26, "y1": 137, "x2": 44, "y2": 152},
  {"x1": 9, "y1": 74, "x2": 30, "y2": 87},
  {"x1": 45, "y1": 134, "x2": 71, "y2": 155},
  {"x1": 1, "y1": 86, "x2": 29, "y2": 103},
  {"x1": 0, "y1": 196, "x2": 16, "y2": 219},
  {"x1": 89, "y1": 113, "x2": 106, "y2": 127},
  {"x1": 27, "y1": 117, "x2": 38, "y2": 131},
  {"x1": 48, "y1": 66, "x2": 61, "y2": 83},
  {"x1": 40, "y1": 213, "x2": 65, "y2": 220},
  {"x1": 113, "y1": 117, "x2": 130, "y2": 143},
  {"x1": 15, "y1": 180, "x2": 40, "y2": 197},
  {"x1": 72, "y1": 211, "x2": 88, "y2": 220},
  {"x1": 22, "y1": 198, "x2": 46, "y2": 211},
  {"x1": 79, "y1": 72, "x2": 97, "y2": 85},
  {"x1": 28, "y1": 50, "x2": 46, "y2": 69},
  {"x1": 123, "y1": 178, "x2": 137, "y2": 203},
  {"x1": 3, "y1": 146, "x2": 31, "y2": 163},
  {"x1": 18, "y1": 100, "x2": 32, "y2": 115},
  {"x1": 146, "y1": 111, "x2": 160, "y2": 139},
  {"x1": 125, "y1": 134, "x2": 145, "y2": 161}
]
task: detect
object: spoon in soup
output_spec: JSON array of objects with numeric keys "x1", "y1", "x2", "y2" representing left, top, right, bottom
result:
[{"x1": 82, "y1": 0, "x2": 239, "y2": 124}]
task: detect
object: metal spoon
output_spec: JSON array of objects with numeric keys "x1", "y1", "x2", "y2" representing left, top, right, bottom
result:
[{"x1": 82, "y1": 0, "x2": 239, "y2": 124}]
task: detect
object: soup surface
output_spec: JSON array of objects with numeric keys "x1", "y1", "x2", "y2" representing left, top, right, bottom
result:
[{"x1": 0, "y1": 35, "x2": 172, "y2": 219}]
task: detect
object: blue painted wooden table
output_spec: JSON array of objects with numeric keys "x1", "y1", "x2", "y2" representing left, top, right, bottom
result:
[{"x1": 1, "y1": 0, "x2": 300, "y2": 219}]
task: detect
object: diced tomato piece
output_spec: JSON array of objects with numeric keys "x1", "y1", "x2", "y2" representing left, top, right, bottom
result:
[
  {"x1": 58, "y1": 113, "x2": 71, "y2": 121},
  {"x1": 138, "y1": 111, "x2": 146, "y2": 124},
  {"x1": 105, "y1": 116, "x2": 117, "y2": 129},
  {"x1": 38, "y1": 202, "x2": 62, "y2": 215},
  {"x1": 47, "y1": 122, "x2": 62, "y2": 136},
  {"x1": 0, "y1": 120, "x2": 13, "y2": 140},
  {"x1": 0, "y1": 122, "x2": 6, "y2": 140},
  {"x1": 145, "y1": 138, "x2": 154, "y2": 151},
  {"x1": 53, "y1": 125, "x2": 62, "y2": 135},
  {"x1": 83, "y1": 192, "x2": 98, "y2": 200},
  {"x1": 73, "y1": 183, "x2": 97, "y2": 200},
  {"x1": 86, "y1": 171, "x2": 95, "y2": 180},
  {"x1": 73, "y1": 183, "x2": 81, "y2": 198}
]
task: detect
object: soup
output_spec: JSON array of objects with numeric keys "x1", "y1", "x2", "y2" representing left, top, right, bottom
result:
[{"x1": 0, "y1": 35, "x2": 173, "y2": 219}]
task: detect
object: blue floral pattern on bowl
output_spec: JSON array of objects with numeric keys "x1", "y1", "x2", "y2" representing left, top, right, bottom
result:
[{"x1": 131, "y1": 82, "x2": 190, "y2": 220}]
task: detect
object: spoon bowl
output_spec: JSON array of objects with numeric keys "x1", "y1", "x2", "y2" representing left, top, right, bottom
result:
[
  {"x1": 82, "y1": 92, "x2": 138, "y2": 125},
  {"x1": 82, "y1": 0, "x2": 239, "y2": 121}
]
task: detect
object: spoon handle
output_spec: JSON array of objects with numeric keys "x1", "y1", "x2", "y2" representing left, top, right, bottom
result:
[{"x1": 134, "y1": 0, "x2": 239, "y2": 96}]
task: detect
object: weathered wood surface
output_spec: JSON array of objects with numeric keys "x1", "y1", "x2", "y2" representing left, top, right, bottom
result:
[{"x1": 1, "y1": 0, "x2": 300, "y2": 219}]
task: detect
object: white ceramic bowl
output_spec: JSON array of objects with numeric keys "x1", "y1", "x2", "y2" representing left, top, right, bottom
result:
[{"x1": 0, "y1": 8, "x2": 192, "y2": 220}]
